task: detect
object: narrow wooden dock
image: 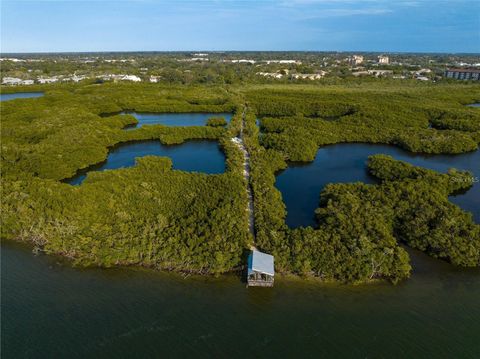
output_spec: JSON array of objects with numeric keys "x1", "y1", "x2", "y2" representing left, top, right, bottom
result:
[{"x1": 234, "y1": 106, "x2": 275, "y2": 287}]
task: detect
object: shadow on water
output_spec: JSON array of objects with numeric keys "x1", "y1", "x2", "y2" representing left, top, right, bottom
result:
[
  {"x1": 63, "y1": 139, "x2": 226, "y2": 185},
  {"x1": 275, "y1": 143, "x2": 480, "y2": 228}
]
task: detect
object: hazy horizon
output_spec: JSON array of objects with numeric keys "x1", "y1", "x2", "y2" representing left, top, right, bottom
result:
[{"x1": 1, "y1": 50, "x2": 480, "y2": 56}]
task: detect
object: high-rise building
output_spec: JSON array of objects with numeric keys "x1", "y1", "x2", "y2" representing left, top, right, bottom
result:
[
  {"x1": 347, "y1": 55, "x2": 363, "y2": 66},
  {"x1": 378, "y1": 55, "x2": 389, "y2": 64}
]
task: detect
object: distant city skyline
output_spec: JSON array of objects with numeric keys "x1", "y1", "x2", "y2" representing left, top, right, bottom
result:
[{"x1": 1, "y1": 0, "x2": 479, "y2": 54}]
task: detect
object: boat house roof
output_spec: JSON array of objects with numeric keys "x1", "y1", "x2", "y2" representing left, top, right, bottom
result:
[{"x1": 248, "y1": 250, "x2": 274, "y2": 276}]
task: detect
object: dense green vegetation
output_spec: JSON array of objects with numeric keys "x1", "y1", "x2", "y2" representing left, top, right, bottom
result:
[
  {"x1": 1, "y1": 83, "x2": 237, "y2": 180},
  {"x1": 2, "y1": 84, "x2": 252, "y2": 274},
  {"x1": 206, "y1": 116, "x2": 227, "y2": 127},
  {"x1": 242, "y1": 82, "x2": 479, "y2": 282},
  {"x1": 246, "y1": 84, "x2": 480, "y2": 160},
  {"x1": 367, "y1": 156, "x2": 479, "y2": 266},
  {"x1": 1, "y1": 80, "x2": 479, "y2": 283}
]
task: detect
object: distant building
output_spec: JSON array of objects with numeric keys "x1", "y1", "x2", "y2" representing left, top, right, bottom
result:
[
  {"x1": 229, "y1": 59, "x2": 256, "y2": 64},
  {"x1": 265, "y1": 60, "x2": 301, "y2": 64},
  {"x1": 1, "y1": 77, "x2": 34, "y2": 85},
  {"x1": 64, "y1": 75, "x2": 87, "y2": 83},
  {"x1": 256, "y1": 72, "x2": 284, "y2": 79},
  {"x1": 149, "y1": 76, "x2": 161, "y2": 83},
  {"x1": 417, "y1": 68, "x2": 432, "y2": 74},
  {"x1": 104, "y1": 59, "x2": 130, "y2": 63},
  {"x1": 37, "y1": 77, "x2": 59, "y2": 84},
  {"x1": 348, "y1": 55, "x2": 364, "y2": 66},
  {"x1": 0, "y1": 58, "x2": 26, "y2": 62},
  {"x1": 352, "y1": 70, "x2": 393, "y2": 77},
  {"x1": 247, "y1": 250, "x2": 274, "y2": 287},
  {"x1": 178, "y1": 57, "x2": 209, "y2": 62},
  {"x1": 378, "y1": 55, "x2": 390, "y2": 64},
  {"x1": 445, "y1": 68, "x2": 480, "y2": 81},
  {"x1": 416, "y1": 76, "x2": 430, "y2": 81},
  {"x1": 291, "y1": 72, "x2": 327, "y2": 80},
  {"x1": 1, "y1": 58, "x2": 43, "y2": 63},
  {"x1": 121, "y1": 75, "x2": 141, "y2": 82},
  {"x1": 99, "y1": 74, "x2": 141, "y2": 82}
]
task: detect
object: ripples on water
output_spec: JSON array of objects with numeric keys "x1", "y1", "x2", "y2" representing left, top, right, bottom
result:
[{"x1": 2, "y1": 241, "x2": 479, "y2": 358}]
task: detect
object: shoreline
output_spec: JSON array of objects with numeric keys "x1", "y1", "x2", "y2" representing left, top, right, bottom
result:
[{"x1": 5, "y1": 238, "x2": 478, "y2": 287}]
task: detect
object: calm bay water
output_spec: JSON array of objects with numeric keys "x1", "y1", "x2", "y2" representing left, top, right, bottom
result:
[
  {"x1": 120, "y1": 112, "x2": 233, "y2": 129},
  {"x1": 66, "y1": 140, "x2": 225, "y2": 185},
  {"x1": 0, "y1": 92, "x2": 44, "y2": 101},
  {"x1": 2, "y1": 240, "x2": 479, "y2": 358},
  {"x1": 276, "y1": 144, "x2": 480, "y2": 227}
]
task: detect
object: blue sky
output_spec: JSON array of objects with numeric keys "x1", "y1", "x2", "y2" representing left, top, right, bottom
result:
[{"x1": 1, "y1": 0, "x2": 479, "y2": 53}]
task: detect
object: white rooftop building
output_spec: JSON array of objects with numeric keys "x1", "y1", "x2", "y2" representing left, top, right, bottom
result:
[
  {"x1": 37, "y1": 77, "x2": 59, "y2": 84},
  {"x1": 247, "y1": 250, "x2": 274, "y2": 287},
  {"x1": 265, "y1": 60, "x2": 302, "y2": 64},
  {"x1": 120, "y1": 75, "x2": 141, "y2": 82},
  {"x1": 99, "y1": 74, "x2": 142, "y2": 82},
  {"x1": 291, "y1": 72, "x2": 327, "y2": 80},
  {"x1": 230, "y1": 59, "x2": 256, "y2": 64},
  {"x1": 256, "y1": 72, "x2": 284, "y2": 79},
  {"x1": 1, "y1": 77, "x2": 32, "y2": 85}
]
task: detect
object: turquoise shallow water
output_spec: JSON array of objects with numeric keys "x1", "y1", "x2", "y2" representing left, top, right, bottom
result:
[{"x1": 2, "y1": 241, "x2": 479, "y2": 358}]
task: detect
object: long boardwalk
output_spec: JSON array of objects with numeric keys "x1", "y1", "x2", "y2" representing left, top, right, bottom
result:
[{"x1": 231, "y1": 108, "x2": 256, "y2": 248}]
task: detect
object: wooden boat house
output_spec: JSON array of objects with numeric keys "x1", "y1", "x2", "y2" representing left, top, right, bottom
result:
[{"x1": 247, "y1": 250, "x2": 274, "y2": 287}]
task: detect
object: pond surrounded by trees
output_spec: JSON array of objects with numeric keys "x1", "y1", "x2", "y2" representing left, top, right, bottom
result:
[
  {"x1": 0, "y1": 92, "x2": 44, "y2": 101},
  {"x1": 118, "y1": 112, "x2": 233, "y2": 129},
  {"x1": 276, "y1": 143, "x2": 480, "y2": 228},
  {"x1": 66, "y1": 140, "x2": 225, "y2": 185}
]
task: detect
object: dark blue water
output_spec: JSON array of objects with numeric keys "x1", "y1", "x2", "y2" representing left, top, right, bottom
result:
[
  {"x1": 121, "y1": 112, "x2": 232, "y2": 129},
  {"x1": 276, "y1": 144, "x2": 480, "y2": 228},
  {"x1": 0, "y1": 92, "x2": 44, "y2": 101},
  {"x1": 2, "y1": 240, "x2": 479, "y2": 358},
  {"x1": 67, "y1": 140, "x2": 225, "y2": 185},
  {"x1": 467, "y1": 103, "x2": 480, "y2": 107}
]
